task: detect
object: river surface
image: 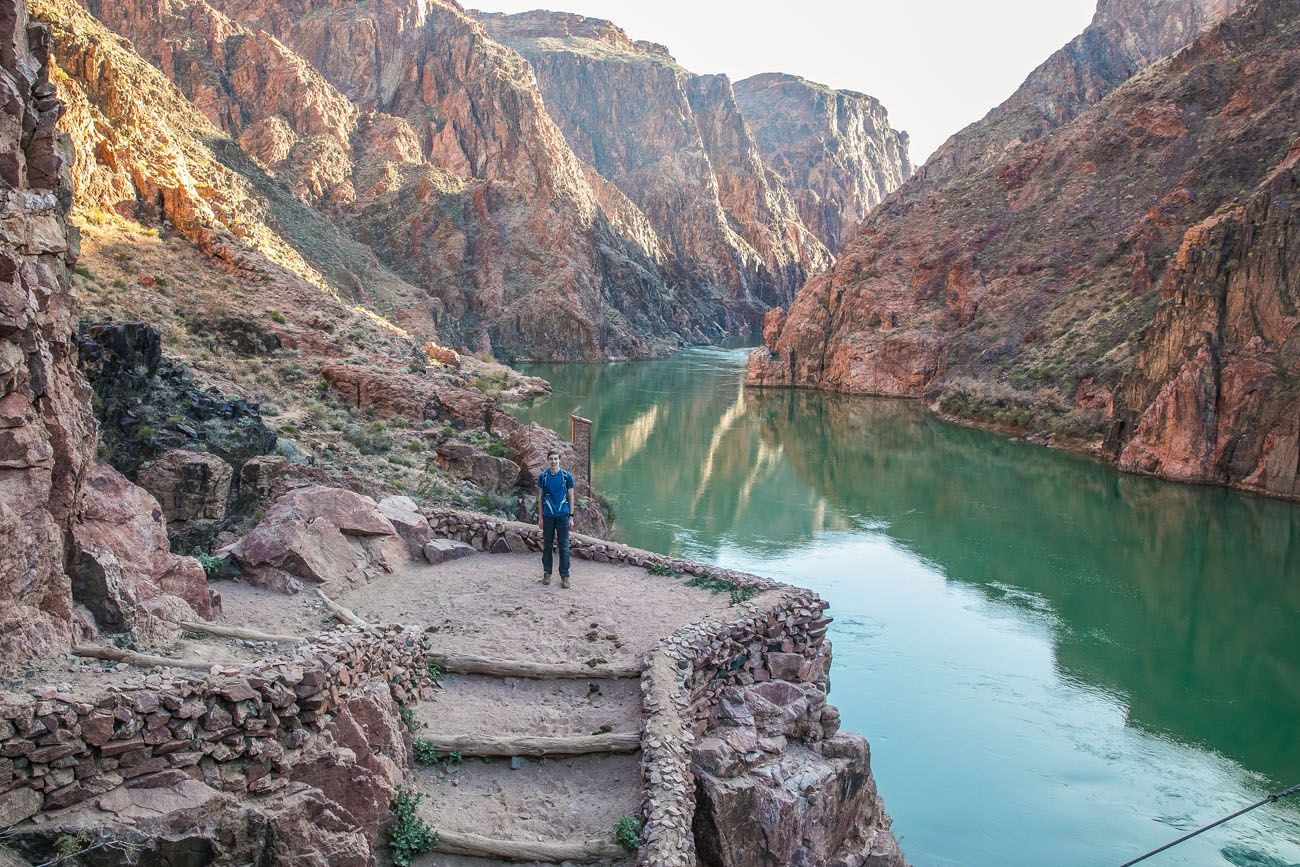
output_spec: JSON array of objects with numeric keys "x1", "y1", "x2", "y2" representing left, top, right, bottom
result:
[{"x1": 512, "y1": 346, "x2": 1300, "y2": 867}]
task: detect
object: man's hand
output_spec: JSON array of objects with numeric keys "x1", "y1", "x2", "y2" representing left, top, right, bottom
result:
[{"x1": 567, "y1": 515, "x2": 574, "y2": 530}]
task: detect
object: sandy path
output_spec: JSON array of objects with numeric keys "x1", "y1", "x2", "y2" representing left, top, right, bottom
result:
[
  {"x1": 336, "y1": 552, "x2": 727, "y2": 666},
  {"x1": 411, "y1": 753, "x2": 640, "y2": 867}
]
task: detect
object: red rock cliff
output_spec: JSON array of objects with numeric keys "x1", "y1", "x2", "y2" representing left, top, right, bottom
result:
[
  {"x1": 1, "y1": 0, "x2": 215, "y2": 670},
  {"x1": 748, "y1": 0, "x2": 1300, "y2": 501},
  {"x1": 734, "y1": 72, "x2": 912, "y2": 253},
  {"x1": 476, "y1": 10, "x2": 833, "y2": 321}
]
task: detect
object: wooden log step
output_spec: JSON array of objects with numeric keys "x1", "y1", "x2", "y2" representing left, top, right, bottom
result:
[
  {"x1": 432, "y1": 829, "x2": 625, "y2": 863},
  {"x1": 72, "y1": 644, "x2": 213, "y2": 671},
  {"x1": 176, "y1": 621, "x2": 305, "y2": 644},
  {"x1": 427, "y1": 652, "x2": 640, "y2": 680},
  {"x1": 417, "y1": 732, "x2": 640, "y2": 757}
]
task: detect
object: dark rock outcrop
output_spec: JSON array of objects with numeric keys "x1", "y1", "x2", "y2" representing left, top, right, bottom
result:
[
  {"x1": 735, "y1": 72, "x2": 912, "y2": 253},
  {"x1": 77, "y1": 322, "x2": 276, "y2": 481}
]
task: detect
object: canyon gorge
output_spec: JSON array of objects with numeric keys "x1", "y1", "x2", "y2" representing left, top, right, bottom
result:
[{"x1": 1, "y1": 0, "x2": 1298, "y2": 863}]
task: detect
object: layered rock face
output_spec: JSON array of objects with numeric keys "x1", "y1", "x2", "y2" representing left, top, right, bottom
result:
[
  {"x1": 51, "y1": 0, "x2": 700, "y2": 360},
  {"x1": 477, "y1": 10, "x2": 833, "y2": 321},
  {"x1": 735, "y1": 72, "x2": 912, "y2": 253},
  {"x1": 750, "y1": 0, "x2": 1299, "y2": 499},
  {"x1": 1112, "y1": 150, "x2": 1300, "y2": 497},
  {"x1": 0, "y1": 0, "x2": 216, "y2": 670},
  {"x1": 0, "y1": 0, "x2": 92, "y2": 663}
]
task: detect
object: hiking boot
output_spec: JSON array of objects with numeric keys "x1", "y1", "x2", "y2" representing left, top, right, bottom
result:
[
  {"x1": 541, "y1": 573, "x2": 552, "y2": 586},
  {"x1": 560, "y1": 575, "x2": 570, "y2": 589}
]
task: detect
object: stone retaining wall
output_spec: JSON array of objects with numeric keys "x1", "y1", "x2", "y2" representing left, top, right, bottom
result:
[
  {"x1": 421, "y1": 506, "x2": 842, "y2": 866},
  {"x1": 636, "y1": 589, "x2": 832, "y2": 866},
  {"x1": 423, "y1": 507, "x2": 775, "y2": 590},
  {"x1": 0, "y1": 625, "x2": 432, "y2": 828}
]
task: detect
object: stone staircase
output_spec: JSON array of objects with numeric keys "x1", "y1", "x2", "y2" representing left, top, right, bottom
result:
[{"x1": 405, "y1": 672, "x2": 641, "y2": 865}]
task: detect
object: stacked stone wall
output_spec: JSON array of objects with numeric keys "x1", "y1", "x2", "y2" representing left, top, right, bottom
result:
[
  {"x1": 420, "y1": 506, "x2": 841, "y2": 866},
  {"x1": 0, "y1": 625, "x2": 432, "y2": 827}
]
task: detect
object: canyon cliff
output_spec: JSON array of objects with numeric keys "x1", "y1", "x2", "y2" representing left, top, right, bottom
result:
[
  {"x1": 750, "y1": 0, "x2": 1300, "y2": 499},
  {"x1": 476, "y1": 10, "x2": 833, "y2": 319},
  {"x1": 734, "y1": 72, "x2": 912, "y2": 253},
  {"x1": 0, "y1": 0, "x2": 218, "y2": 669}
]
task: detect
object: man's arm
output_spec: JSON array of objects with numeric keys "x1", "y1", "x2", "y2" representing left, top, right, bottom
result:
[
  {"x1": 567, "y1": 476, "x2": 575, "y2": 524},
  {"x1": 537, "y1": 488, "x2": 544, "y2": 527}
]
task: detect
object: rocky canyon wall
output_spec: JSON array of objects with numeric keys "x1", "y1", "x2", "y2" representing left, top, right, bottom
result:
[
  {"x1": 750, "y1": 0, "x2": 1300, "y2": 500},
  {"x1": 0, "y1": 0, "x2": 91, "y2": 664},
  {"x1": 1, "y1": 0, "x2": 218, "y2": 671},
  {"x1": 476, "y1": 10, "x2": 833, "y2": 322},
  {"x1": 734, "y1": 72, "x2": 912, "y2": 253}
]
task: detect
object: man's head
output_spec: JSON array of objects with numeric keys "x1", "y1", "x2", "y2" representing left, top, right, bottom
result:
[{"x1": 546, "y1": 448, "x2": 561, "y2": 471}]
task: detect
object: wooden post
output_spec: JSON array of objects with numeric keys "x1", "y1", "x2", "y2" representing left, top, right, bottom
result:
[{"x1": 569, "y1": 414, "x2": 592, "y2": 485}]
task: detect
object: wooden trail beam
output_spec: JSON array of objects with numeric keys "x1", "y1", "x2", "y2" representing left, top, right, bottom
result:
[
  {"x1": 426, "y1": 652, "x2": 640, "y2": 680},
  {"x1": 432, "y1": 829, "x2": 625, "y2": 863},
  {"x1": 176, "y1": 621, "x2": 304, "y2": 644},
  {"x1": 316, "y1": 589, "x2": 367, "y2": 627},
  {"x1": 72, "y1": 644, "x2": 213, "y2": 671},
  {"x1": 417, "y1": 732, "x2": 640, "y2": 757}
]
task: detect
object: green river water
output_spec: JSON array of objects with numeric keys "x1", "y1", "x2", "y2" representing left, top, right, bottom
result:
[{"x1": 513, "y1": 345, "x2": 1300, "y2": 867}]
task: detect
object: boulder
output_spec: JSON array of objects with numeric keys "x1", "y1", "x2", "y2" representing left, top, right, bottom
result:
[
  {"x1": 239, "y1": 454, "x2": 288, "y2": 499},
  {"x1": 422, "y1": 538, "x2": 476, "y2": 565},
  {"x1": 70, "y1": 463, "x2": 216, "y2": 635},
  {"x1": 137, "y1": 449, "x2": 233, "y2": 524},
  {"x1": 378, "y1": 495, "x2": 434, "y2": 557},
  {"x1": 434, "y1": 442, "x2": 521, "y2": 493},
  {"x1": 693, "y1": 738, "x2": 904, "y2": 867},
  {"x1": 224, "y1": 485, "x2": 409, "y2": 591}
]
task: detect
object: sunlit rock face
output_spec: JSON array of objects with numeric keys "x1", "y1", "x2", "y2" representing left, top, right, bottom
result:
[
  {"x1": 476, "y1": 9, "x2": 833, "y2": 323},
  {"x1": 734, "y1": 72, "x2": 912, "y2": 254},
  {"x1": 747, "y1": 0, "x2": 1300, "y2": 502}
]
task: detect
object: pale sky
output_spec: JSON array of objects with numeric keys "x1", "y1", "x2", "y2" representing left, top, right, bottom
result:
[{"x1": 467, "y1": 0, "x2": 1097, "y2": 165}]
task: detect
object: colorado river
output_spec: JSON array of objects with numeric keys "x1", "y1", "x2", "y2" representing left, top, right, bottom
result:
[{"x1": 514, "y1": 345, "x2": 1300, "y2": 867}]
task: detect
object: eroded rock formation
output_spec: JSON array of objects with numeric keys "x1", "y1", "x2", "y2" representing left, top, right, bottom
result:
[
  {"x1": 1, "y1": 0, "x2": 216, "y2": 669},
  {"x1": 478, "y1": 10, "x2": 833, "y2": 323},
  {"x1": 735, "y1": 72, "x2": 912, "y2": 253},
  {"x1": 1112, "y1": 148, "x2": 1300, "y2": 497},
  {"x1": 750, "y1": 0, "x2": 1300, "y2": 500}
]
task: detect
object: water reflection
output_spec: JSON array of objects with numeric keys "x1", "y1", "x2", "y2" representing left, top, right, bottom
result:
[{"x1": 514, "y1": 347, "x2": 1300, "y2": 866}]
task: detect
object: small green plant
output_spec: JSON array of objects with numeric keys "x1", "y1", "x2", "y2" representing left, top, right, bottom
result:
[
  {"x1": 413, "y1": 738, "x2": 440, "y2": 766},
  {"x1": 191, "y1": 549, "x2": 221, "y2": 580},
  {"x1": 445, "y1": 750, "x2": 463, "y2": 766},
  {"x1": 268, "y1": 310, "x2": 286, "y2": 324},
  {"x1": 72, "y1": 264, "x2": 93, "y2": 279},
  {"x1": 426, "y1": 660, "x2": 443, "y2": 684},
  {"x1": 388, "y1": 787, "x2": 438, "y2": 866},
  {"x1": 398, "y1": 705, "x2": 419, "y2": 734},
  {"x1": 54, "y1": 829, "x2": 94, "y2": 858},
  {"x1": 685, "y1": 575, "x2": 756, "y2": 606},
  {"x1": 135, "y1": 425, "x2": 156, "y2": 441},
  {"x1": 613, "y1": 815, "x2": 642, "y2": 852},
  {"x1": 647, "y1": 563, "x2": 678, "y2": 577}
]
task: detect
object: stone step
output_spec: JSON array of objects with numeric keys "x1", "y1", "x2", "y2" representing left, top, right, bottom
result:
[
  {"x1": 415, "y1": 732, "x2": 639, "y2": 758},
  {"x1": 413, "y1": 675, "x2": 640, "y2": 742},
  {"x1": 409, "y1": 753, "x2": 640, "y2": 866}
]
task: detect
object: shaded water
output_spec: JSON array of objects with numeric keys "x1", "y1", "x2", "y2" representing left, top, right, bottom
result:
[{"x1": 514, "y1": 346, "x2": 1300, "y2": 867}]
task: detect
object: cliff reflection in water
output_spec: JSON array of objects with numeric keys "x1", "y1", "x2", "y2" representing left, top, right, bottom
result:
[{"x1": 514, "y1": 347, "x2": 1300, "y2": 790}]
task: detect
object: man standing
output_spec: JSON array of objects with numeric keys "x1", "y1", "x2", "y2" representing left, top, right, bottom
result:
[{"x1": 537, "y1": 448, "x2": 575, "y2": 588}]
